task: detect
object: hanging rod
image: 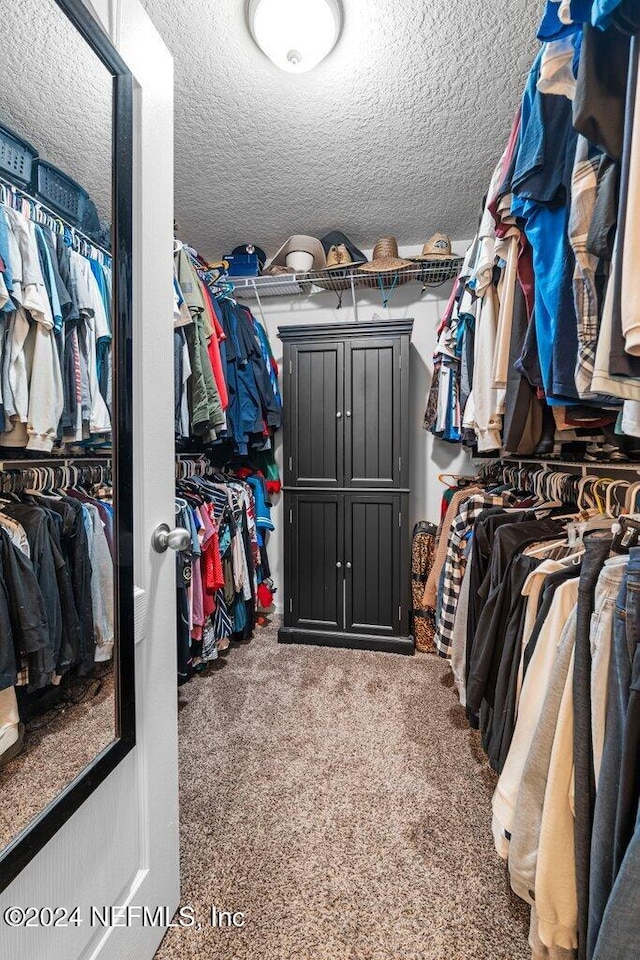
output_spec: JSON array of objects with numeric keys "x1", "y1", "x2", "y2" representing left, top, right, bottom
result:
[
  {"x1": 0, "y1": 174, "x2": 111, "y2": 260},
  {"x1": 479, "y1": 455, "x2": 640, "y2": 477},
  {"x1": 0, "y1": 455, "x2": 111, "y2": 472}
]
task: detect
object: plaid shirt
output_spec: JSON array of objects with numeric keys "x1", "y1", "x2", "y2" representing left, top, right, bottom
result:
[
  {"x1": 569, "y1": 136, "x2": 601, "y2": 399},
  {"x1": 434, "y1": 492, "x2": 517, "y2": 658}
]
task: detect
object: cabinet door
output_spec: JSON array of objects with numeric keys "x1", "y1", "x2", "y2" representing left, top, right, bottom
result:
[
  {"x1": 286, "y1": 342, "x2": 344, "y2": 487},
  {"x1": 286, "y1": 493, "x2": 344, "y2": 631},
  {"x1": 344, "y1": 338, "x2": 402, "y2": 488},
  {"x1": 344, "y1": 493, "x2": 405, "y2": 637}
]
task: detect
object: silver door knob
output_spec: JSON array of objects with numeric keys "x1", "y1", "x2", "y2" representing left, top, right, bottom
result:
[
  {"x1": 152, "y1": 523, "x2": 191, "y2": 553},
  {"x1": 346, "y1": 562, "x2": 352, "y2": 569},
  {"x1": 336, "y1": 411, "x2": 342, "y2": 419},
  {"x1": 336, "y1": 561, "x2": 342, "y2": 568},
  {"x1": 346, "y1": 411, "x2": 351, "y2": 418}
]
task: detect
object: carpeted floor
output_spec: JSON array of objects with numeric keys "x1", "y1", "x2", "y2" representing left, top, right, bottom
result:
[
  {"x1": 155, "y1": 620, "x2": 530, "y2": 960},
  {"x1": 0, "y1": 671, "x2": 115, "y2": 848}
]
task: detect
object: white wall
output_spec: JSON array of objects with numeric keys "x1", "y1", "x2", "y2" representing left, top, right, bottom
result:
[{"x1": 255, "y1": 243, "x2": 476, "y2": 611}]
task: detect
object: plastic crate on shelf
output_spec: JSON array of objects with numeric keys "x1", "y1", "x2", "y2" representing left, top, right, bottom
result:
[
  {"x1": 224, "y1": 252, "x2": 261, "y2": 278},
  {"x1": 0, "y1": 122, "x2": 38, "y2": 187},
  {"x1": 32, "y1": 159, "x2": 91, "y2": 227}
]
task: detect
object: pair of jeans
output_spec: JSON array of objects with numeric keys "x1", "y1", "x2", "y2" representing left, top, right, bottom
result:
[
  {"x1": 587, "y1": 547, "x2": 640, "y2": 958},
  {"x1": 613, "y1": 550, "x2": 640, "y2": 876},
  {"x1": 592, "y1": 809, "x2": 640, "y2": 960},
  {"x1": 574, "y1": 533, "x2": 614, "y2": 960},
  {"x1": 590, "y1": 558, "x2": 630, "y2": 784},
  {"x1": 591, "y1": 550, "x2": 640, "y2": 960}
]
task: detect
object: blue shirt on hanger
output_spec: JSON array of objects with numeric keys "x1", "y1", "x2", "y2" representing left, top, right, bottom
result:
[{"x1": 511, "y1": 46, "x2": 581, "y2": 404}]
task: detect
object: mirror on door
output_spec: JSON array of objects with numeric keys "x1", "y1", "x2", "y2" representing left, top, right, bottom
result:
[{"x1": 0, "y1": 0, "x2": 120, "y2": 861}]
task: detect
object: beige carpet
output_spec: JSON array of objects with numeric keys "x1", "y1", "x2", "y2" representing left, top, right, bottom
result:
[
  {"x1": 155, "y1": 621, "x2": 530, "y2": 960},
  {"x1": 0, "y1": 671, "x2": 115, "y2": 848}
]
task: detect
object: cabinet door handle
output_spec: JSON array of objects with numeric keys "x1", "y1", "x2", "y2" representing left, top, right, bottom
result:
[
  {"x1": 336, "y1": 561, "x2": 342, "y2": 568},
  {"x1": 345, "y1": 561, "x2": 352, "y2": 569},
  {"x1": 336, "y1": 411, "x2": 342, "y2": 419},
  {"x1": 346, "y1": 411, "x2": 351, "y2": 418}
]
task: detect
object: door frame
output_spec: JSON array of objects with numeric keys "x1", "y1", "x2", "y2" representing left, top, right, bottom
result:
[{"x1": 0, "y1": 0, "x2": 135, "y2": 892}]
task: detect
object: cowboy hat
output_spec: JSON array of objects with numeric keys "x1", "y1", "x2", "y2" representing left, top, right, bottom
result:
[{"x1": 269, "y1": 235, "x2": 327, "y2": 273}]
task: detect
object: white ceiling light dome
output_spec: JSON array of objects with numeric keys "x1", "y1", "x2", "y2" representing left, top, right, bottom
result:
[{"x1": 248, "y1": 0, "x2": 342, "y2": 73}]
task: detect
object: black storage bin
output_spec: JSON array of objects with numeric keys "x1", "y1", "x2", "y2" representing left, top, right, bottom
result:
[
  {"x1": 32, "y1": 158, "x2": 91, "y2": 226},
  {"x1": 0, "y1": 122, "x2": 38, "y2": 187},
  {"x1": 32, "y1": 159, "x2": 106, "y2": 245}
]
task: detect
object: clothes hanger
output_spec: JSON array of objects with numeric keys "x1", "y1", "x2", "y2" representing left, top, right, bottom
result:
[
  {"x1": 438, "y1": 472, "x2": 477, "y2": 487},
  {"x1": 207, "y1": 258, "x2": 229, "y2": 273},
  {"x1": 605, "y1": 481, "x2": 629, "y2": 519},
  {"x1": 525, "y1": 536, "x2": 569, "y2": 557},
  {"x1": 591, "y1": 477, "x2": 615, "y2": 515},
  {"x1": 41, "y1": 466, "x2": 61, "y2": 497},
  {"x1": 577, "y1": 476, "x2": 595, "y2": 512},
  {"x1": 21, "y1": 466, "x2": 43, "y2": 497},
  {"x1": 624, "y1": 481, "x2": 640, "y2": 514}
]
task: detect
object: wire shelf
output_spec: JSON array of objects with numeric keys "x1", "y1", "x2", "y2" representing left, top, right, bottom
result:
[
  {"x1": 413, "y1": 258, "x2": 465, "y2": 285},
  {"x1": 230, "y1": 257, "x2": 463, "y2": 300},
  {"x1": 233, "y1": 274, "x2": 311, "y2": 299},
  {"x1": 356, "y1": 267, "x2": 413, "y2": 290}
]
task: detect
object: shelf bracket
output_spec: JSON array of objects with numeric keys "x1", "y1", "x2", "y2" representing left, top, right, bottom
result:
[{"x1": 350, "y1": 275, "x2": 359, "y2": 323}]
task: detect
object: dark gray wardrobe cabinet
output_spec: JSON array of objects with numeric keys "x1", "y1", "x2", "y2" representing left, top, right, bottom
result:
[{"x1": 278, "y1": 320, "x2": 414, "y2": 655}]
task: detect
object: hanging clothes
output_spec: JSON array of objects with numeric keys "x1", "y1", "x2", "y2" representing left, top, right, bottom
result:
[
  {"x1": 0, "y1": 193, "x2": 112, "y2": 453},
  {"x1": 174, "y1": 467, "x2": 275, "y2": 685},
  {"x1": 0, "y1": 463, "x2": 114, "y2": 766},
  {"x1": 425, "y1": 7, "x2": 640, "y2": 461},
  {"x1": 424, "y1": 458, "x2": 640, "y2": 960},
  {"x1": 173, "y1": 242, "x2": 282, "y2": 476}
]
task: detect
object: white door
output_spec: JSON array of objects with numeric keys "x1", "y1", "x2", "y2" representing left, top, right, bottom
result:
[{"x1": 0, "y1": 2, "x2": 180, "y2": 959}]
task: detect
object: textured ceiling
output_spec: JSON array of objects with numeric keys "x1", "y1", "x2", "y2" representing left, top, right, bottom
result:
[
  {"x1": 143, "y1": 0, "x2": 541, "y2": 260},
  {"x1": 0, "y1": 0, "x2": 112, "y2": 220},
  {"x1": 2, "y1": 0, "x2": 541, "y2": 259}
]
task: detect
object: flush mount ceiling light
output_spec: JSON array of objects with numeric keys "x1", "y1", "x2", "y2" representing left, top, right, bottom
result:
[{"x1": 248, "y1": 0, "x2": 341, "y2": 73}]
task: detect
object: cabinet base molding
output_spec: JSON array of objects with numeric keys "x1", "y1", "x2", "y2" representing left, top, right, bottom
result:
[{"x1": 278, "y1": 626, "x2": 415, "y2": 656}]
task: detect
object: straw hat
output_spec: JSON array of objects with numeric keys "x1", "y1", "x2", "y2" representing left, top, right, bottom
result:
[
  {"x1": 357, "y1": 237, "x2": 412, "y2": 273},
  {"x1": 325, "y1": 244, "x2": 363, "y2": 271},
  {"x1": 411, "y1": 233, "x2": 457, "y2": 261},
  {"x1": 320, "y1": 231, "x2": 367, "y2": 267}
]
